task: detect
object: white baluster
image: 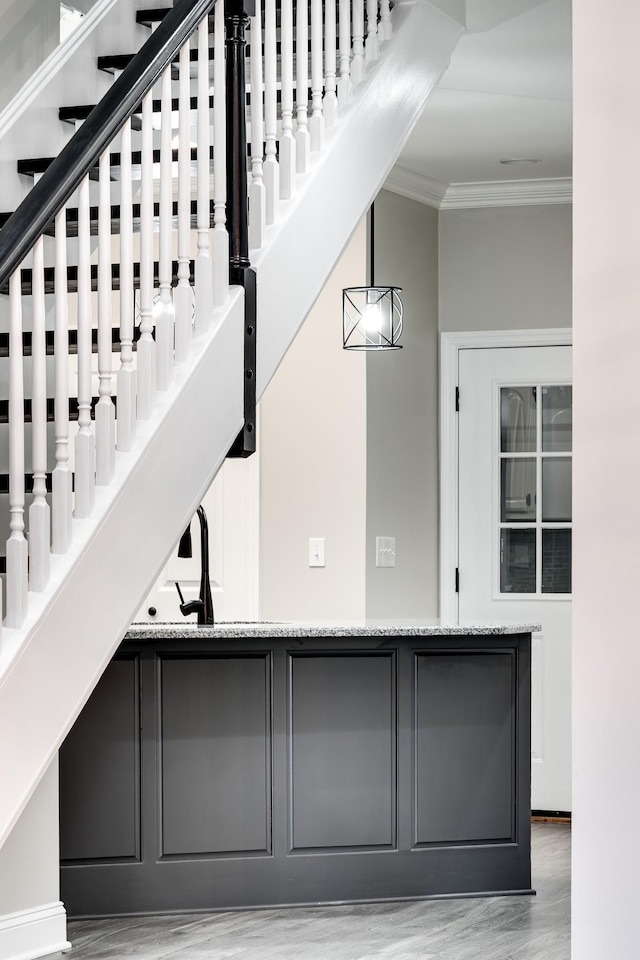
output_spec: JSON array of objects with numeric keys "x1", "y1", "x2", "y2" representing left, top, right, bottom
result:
[
  {"x1": 175, "y1": 40, "x2": 193, "y2": 362},
  {"x1": 117, "y1": 117, "x2": 137, "y2": 448},
  {"x1": 379, "y1": 0, "x2": 392, "y2": 41},
  {"x1": 137, "y1": 89, "x2": 156, "y2": 418},
  {"x1": 195, "y1": 17, "x2": 213, "y2": 335},
  {"x1": 310, "y1": 0, "x2": 325, "y2": 151},
  {"x1": 280, "y1": 0, "x2": 296, "y2": 197},
  {"x1": 264, "y1": 0, "x2": 279, "y2": 223},
  {"x1": 249, "y1": 0, "x2": 267, "y2": 247},
  {"x1": 352, "y1": 0, "x2": 365, "y2": 85},
  {"x1": 338, "y1": 0, "x2": 353, "y2": 109},
  {"x1": 75, "y1": 173, "x2": 96, "y2": 518},
  {"x1": 156, "y1": 65, "x2": 175, "y2": 385},
  {"x1": 295, "y1": 0, "x2": 311, "y2": 174},
  {"x1": 324, "y1": 0, "x2": 338, "y2": 130},
  {"x1": 6, "y1": 270, "x2": 28, "y2": 626},
  {"x1": 29, "y1": 232, "x2": 51, "y2": 590},
  {"x1": 212, "y1": 0, "x2": 229, "y2": 304},
  {"x1": 95, "y1": 150, "x2": 115, "y2": 484},
  {"x1": 365, "y1": 0, "x2": 378, "y2": 62},
  {"x1": 52, "y1": 208, "x2": 73, "y2": 552}
]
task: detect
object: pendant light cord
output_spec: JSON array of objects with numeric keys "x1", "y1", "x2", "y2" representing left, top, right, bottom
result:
[{"x1": 370, "y1": 201, "x2": 375, "y2": 286}]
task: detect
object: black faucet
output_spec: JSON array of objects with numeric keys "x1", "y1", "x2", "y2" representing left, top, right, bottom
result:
[{"x1": 176, "y1": 505, "x2": 214, "y2": 625}]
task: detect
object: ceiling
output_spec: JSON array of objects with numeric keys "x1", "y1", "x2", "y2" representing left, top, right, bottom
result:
[{"x1": 389, "y1": 0, "x2": 572, "y2": 206}]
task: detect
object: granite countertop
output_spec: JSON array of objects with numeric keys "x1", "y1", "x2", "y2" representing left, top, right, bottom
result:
[{"x1": 126, "y1": 621, "x2": 541, "y2": 640}]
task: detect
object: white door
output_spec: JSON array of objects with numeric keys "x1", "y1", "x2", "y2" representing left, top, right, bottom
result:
[{"x1": 458, "y1": 345, "x2": 572, "y2": 812}]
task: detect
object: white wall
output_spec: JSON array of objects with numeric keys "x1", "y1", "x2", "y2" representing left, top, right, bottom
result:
[
  {"x1": 439, "y1": 204, "x2": 572, "y2": 331},
  {"x1": 259, "y1": 219, "x2": 368, "y2": 622},
  {"x1": 0, "y1": 761, "x2": 59, "y2": 915},
  {"x1": 0, "y1": 759, "x2": 68, "y2": 960},
  {"x1": 366, "y1": 190, "x2": 440, "y2": 620},
  {"x1": 572, "y1": 4, "x2": 640, "y2": 958}
]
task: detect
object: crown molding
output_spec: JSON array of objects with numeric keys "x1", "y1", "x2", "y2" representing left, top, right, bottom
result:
[
  {"x1": 383, "y1": 167, "x2": 448, "y2": 208},
  {"x1": 384, "y1": 166, "x2": 573, "y2": 209}
]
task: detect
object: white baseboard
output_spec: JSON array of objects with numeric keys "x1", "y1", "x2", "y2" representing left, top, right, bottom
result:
[{"x1": 0, "y1": 902, "x2": 70, "y2": 960}]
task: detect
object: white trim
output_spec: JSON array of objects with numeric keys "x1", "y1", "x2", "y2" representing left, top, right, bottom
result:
[
  {"x1": 439, "y1": 328, "x2": 573, "y2": 624},
  {"x1": 0, "y1": 0, "x2": 118, "y2": 139},
  {"x1": 0, "y1": 902, "x2": 70, "y2": 960},
  {"x1": 383, "y1": 167, "x2": 448, "y2": 208},
  {"x1": 384, "y1": 166, "x2": 572, "y2": 209},
  {"x1": 442, "y1": 177, "x2": 572, "y2": 209}
]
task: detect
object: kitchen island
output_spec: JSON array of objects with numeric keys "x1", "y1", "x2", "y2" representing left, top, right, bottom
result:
[{"x1": 59, "y1": 622, "x2": 536, "y2": 916}]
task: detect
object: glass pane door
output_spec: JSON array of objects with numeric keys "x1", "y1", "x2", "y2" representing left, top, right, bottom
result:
[{"x1": 499, "y1": 384, "x2": 572, "y2": 596}]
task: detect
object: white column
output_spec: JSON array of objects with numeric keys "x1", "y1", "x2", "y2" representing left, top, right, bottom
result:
[
  {"x1": 365, "y1": 0, "x2": 378, "y2": 62},
  {"x1": 264, "y1": 0, "x2": 280, "y2": 223},
  {"x1": 249, "y1": 0, "x2": 267, "y2": 248},
  {"x1": 117, "y1": 117, "x2": 137, "y2": 448},
  {"x1": 51, "y1": 208, "x2": 73, "y2": 551},
  {"x1": 137, "y1": 89, "x2": 156, "y2": 418},
  {"x1": 379, "y1": 0, "x2": 392, "y2": 41},
  {"x1": 310, "y1": 0, "x2": 325, "y2": 151},
  {"x1": 279, "y1": 0, "x2": 296, "y2": 198},
  {"x1": 29, "y1": 231, "x2": 51, "y2": 590},
  {"x1": 338, "y1": 0, "x2": 353, "y2": 110},
  {"x1": 156, "y1": 66, "x2": 175, "y2": 388},
  {"x1": 175, "y1": 39, "x2": 193, "y2": 363},
  {"x1": 295, "y1": 0, "x2": 311, "y2": 174},
  {"x1": 195, "y1": 17, "x2": 214, "y2": 335},
  {"x1": 323, "y1": 0, "x2": 338, "y2": 130},
  {"x1": 74, "y1": 174, "x2": 95, "y2": 518},
  {"x1": 6, "y1": 270, "x2": 28, "y2": 626},
  {"x1": 95, "y1": 150, "x2": 116, "y2": 484},
  {"x1": 351, "y1": 0, "x2": 365, "y2": 85},
  {"x1": 572, "y1": 5, "x2": 640, "y2": 960},
  {"x1": 212, "y1": 0, "x2": 229, "y2": 304}
]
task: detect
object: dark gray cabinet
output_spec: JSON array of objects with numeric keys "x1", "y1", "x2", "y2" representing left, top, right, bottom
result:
[{"x1": 60, "y1": 631, "x2": 532, "y2": 916}]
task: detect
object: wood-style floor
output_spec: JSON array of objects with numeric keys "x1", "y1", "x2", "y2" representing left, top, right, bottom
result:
[{"x1": 60, "y1": 823, "x2": 570, "y2": 960}]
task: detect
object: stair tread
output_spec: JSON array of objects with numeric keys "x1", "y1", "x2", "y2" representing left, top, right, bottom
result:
[
  {"x1": 0, "y1": 326, "x2": 140, "y2": 358},
  {"x1": 58, "y1": 82, "x2": 310, "y2": 125},
  {"x1": 0, "y1": 396, "x2": 115, "y2": 426},
  {"x1": 17, "y1": 145, "x2": 215, "y2": 178},
  {"x1": 0, "y1": 259, "x2": 195, "y2": 296},
  {"x1": 135, "y1": 7, "x2": 172, "y2": 27}
]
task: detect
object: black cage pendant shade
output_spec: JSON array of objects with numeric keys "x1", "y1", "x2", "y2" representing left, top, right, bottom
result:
[{"x1": 343, "y1": 203, "x2": 403, "y2": 350}]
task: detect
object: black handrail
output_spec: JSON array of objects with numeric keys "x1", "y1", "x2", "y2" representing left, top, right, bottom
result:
[{"x1": 0, "y1": 0, "x2": 216, "y2": 291}]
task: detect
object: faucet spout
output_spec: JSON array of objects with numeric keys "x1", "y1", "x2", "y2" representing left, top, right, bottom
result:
[{"x1": 177, "y1": 505, "x2": 214, "y2": 625}]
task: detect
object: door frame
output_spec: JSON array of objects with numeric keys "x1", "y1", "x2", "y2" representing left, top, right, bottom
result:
[{"x1": 439, "y1": 328, "x2": 573, "y2": 623}]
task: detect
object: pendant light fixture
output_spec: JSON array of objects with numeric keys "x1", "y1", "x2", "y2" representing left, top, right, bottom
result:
[{"x1": 343, "y1": 202, "x2": 403, "y2": 350}]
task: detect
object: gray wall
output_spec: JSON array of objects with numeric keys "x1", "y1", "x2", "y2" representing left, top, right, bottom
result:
[
  {"x1": 0, "y1": 0, "x2": 60, "y2": 112},
  {"x1": 439, "y1": 205, "x2": 572, "y2": 331},
  {"x1": 259, "y1": 196, "x2": 572, "y2": 624},
  {"x1": 366, "y1": 190, "x2": 440, "y2": 620}
]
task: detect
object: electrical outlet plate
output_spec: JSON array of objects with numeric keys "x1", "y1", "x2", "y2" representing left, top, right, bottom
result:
[{"x1": 376, "y1": 536, "x2": 396, "y2": 567}]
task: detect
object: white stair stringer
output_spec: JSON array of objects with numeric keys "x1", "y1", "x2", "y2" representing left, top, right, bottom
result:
[
  {"x1": 253, "y1": 0, "x2": 464, "y2": 395},
  {"x1": 0, "y1": 0, "x2": 463, "y2": 851},
  {"x1": 0, "y1": 291, "x2": 244, "y2": 850}
]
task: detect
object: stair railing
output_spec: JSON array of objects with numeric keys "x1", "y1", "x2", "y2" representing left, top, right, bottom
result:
[{"x1": 0, "y1": 0, "x2": 389, "y2": 635}]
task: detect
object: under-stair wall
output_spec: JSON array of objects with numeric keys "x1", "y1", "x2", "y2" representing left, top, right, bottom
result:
[{"x1": 0, "y1": 0, "x2": 463, "y2": 858}]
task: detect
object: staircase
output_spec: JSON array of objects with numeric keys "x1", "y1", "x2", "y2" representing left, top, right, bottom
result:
[{"x1": 0, "y1": 0, "x2": 463, "y2": 852}]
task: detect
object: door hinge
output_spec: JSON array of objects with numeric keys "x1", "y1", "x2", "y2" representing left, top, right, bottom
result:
[
  {"x1": 455, "y1": 567, "x2": 460, "y2": 593},
  {"x1": 455, "y1": 387, "x2": 460, "y2": 412}
]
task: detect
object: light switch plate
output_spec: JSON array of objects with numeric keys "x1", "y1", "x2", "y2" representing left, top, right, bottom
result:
[
  {"x1": 376, "y1": 536, "x2": 396, "y2": 567},
  {"x1": 309, "y1": 538, "x2": 326, "y2": 567}
]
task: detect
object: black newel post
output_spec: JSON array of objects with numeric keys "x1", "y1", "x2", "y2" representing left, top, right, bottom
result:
[{"x1": 225, "y1": 0, "x2": 257, "y2": 458}]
